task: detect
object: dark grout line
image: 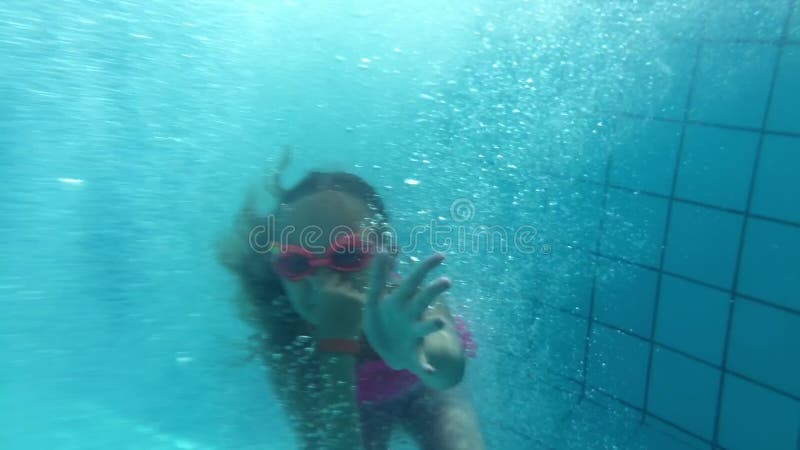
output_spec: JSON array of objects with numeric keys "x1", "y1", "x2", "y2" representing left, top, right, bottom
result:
[
  {"x1": 733, "y1": 292, "x2": 800, "y2": 317},
  {"x1": 565, "y1": 378, "x2": 796, "y2": 450},
  {"x1": 649, "y1": 267, "x2": 724, "y2": 292},
  {"x1": 591, "y1": 386, "x2": 715, "y2": 445},
  {"x1": 539, "y1": 240, "x2": 800, "y2": 317},
  {"x1": 665, "y1": 195, "x2": 745, "y2": 216},
  {"x1": 610, "y1": 329, "x2": 799, "y2": 402},
  {"x1": 519, "y1": 9, "x2": 800, "y2": 445},
  {"x1": 532, "y1": 300, "x2": 800, "y2": 402},
  {"x1": 602, "y1": 110, "x2": 800, "y2": 138},
  {"x1": 645, "y1": 413, "x2": 722, "y2": 449},
  {"x1": 536, "y1": 299, "x2": 699, "y2": 366},
  {"x1": 712, "y1": 0, "x2": 798, "y2": 445},
  {"x1": 579, "y1": 129, "x2": 614, "y2": 400},
  {"x1": 544, "y1": 367, "x2": 584, "y2": 389},
  {"x1": 748, "y1": 212, "x2": 800, "y2": 229},
  {"x1": 542, "y1": 368, "x2": 800, "y2": 449},
  {"x1": 640, "y1": 33, "x2": 702, "y2": 421},
  {"x1": 540, "y1": 170, "x2": 800, "y2": 230},
  {"x1": 723, "y1": 369, "x2": 800, "y2": 404},
  {"x1": 628, "y1": 261, "x2": 799, "y2": 317},
  {"x1": 492, "y1": 346, "x2": 779, "y2": 449},
  {"x1": 531, "y1": 296, "x2": 589, "y2": 320},
  {"x1": 592, "y1": 319, "x2": 651, "y2": 342},
  {"x1": 687, "y1": 119, "x2": 799, "y2": 138}
]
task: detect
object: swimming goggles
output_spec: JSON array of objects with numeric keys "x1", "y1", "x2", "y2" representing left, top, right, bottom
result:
[{"x1": 269, "y1": 234, "x2": 375, "y2": 281}]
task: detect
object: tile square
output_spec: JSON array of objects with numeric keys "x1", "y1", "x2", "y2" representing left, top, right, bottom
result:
[
  {"x1": 738, "y1": 217, "x2": 800, "y2": 311},
  {"x1": 675, "y1": 125, "x2": 759, "y2": 211},
  {"x1": 529, "y1": 245, "x2": 595, "y2": 316},
  {"x1": 690, "y1": 43, "x2": 778, "y2": 128},
  {"x1": 586, "y1": 325, "x2": 650, "y2": 408},
  {"x1": 768, "y1": 46, "x2": 800, "y2": 134},
  {"x1": 752, "y1": 135, "x2": 800, "y2": 224},
  {"x1": 488, "y1": 372, "x2": 581, "y2": 444},
  {"x1": 616, "y1": 41, "x2": 698, "y2": 120},
  {"x1": 554, "y1": 397, "x2": 641, "y2": 450},
  {"x1": 537, "y1": 178, "x2": 605, "y2": 250},
  {"x1": 655, "y1": 275, "x2": 730, "y2": 365},
  {"x1": 631, "y1": 417, "x2": 712, "y2": 450},
  {"x1": 727, "y1": 299, "x2": 800, "y2": 398},
  {"x1": 594, "y1": 258, "x2": 658, "y2": 336},
  {"x1": 539, "y1": 371, "x2": 584, "y2": 398},
  {"x1": 477, "y1": 423, "x2": 531, "y2": 450},
  {"x1": 719, "y1": 374, "x2": 800, "y2": 450},
  {"x1": 530, "y1": 310, "x2": 587, "y2": 381},
  {"x1": 704, "y1": 2, "x2": 790, "y2": 41},
  {"x1": 790, "y1": 3, "x2": 800, "y2": 42},
  {"x1": 543, "y1": 117, "x2": 614, "y2": 183},
  {"x1": 663, "y1": 202, "x2": 743, "y2": 288},
  {"x1": 623, "y1": 0, "x2": 706, "y2": 41},
  {"x1": 600, "y1": 189, "x2": 669, "y2": 267},
  {"x1": 648, "y1": 347, "x2": 720, "y2": 440},
  {"x1": 610, "y1": 119, "x2": 682, "y2": 196}
]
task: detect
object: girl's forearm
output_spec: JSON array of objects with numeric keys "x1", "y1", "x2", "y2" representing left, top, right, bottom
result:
[{"x1": 317, "y1": 352, "x2": 364, "y2": 450}]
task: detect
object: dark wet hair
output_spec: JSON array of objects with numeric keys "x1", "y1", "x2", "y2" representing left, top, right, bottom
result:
[{"x1": 280, "y1": 171, "x2": 387, "y2": 218}]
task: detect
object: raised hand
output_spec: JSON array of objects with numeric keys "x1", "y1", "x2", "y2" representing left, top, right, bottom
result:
[{"x1": 362, "y1": 252, "x2": 452, "y2": 374}]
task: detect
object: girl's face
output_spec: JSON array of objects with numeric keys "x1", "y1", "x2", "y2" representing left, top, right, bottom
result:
[{"x1": 273, "y1": 190, "x2": 387, "y2": 324}]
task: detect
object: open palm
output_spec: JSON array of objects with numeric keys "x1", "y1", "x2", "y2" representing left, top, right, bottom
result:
[{"x1": 362, "y1": 252, "x2": 452, "y2": 374}]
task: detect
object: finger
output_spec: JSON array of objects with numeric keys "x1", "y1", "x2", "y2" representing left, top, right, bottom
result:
[
  {"x1": 412, "y1": 317, "x2": 446, "y2": 339},
  {"x1": 366, "y1": 251, "x2": 392, "y2": 310},
  {"x1": 394, "y1": 253, "x2": 445, "y2": 301},
  {"x1": 408, "y1": 277, "x2": 451, "y2": 320},
  {"x1": 417, "y1": 347, "x2": 436, "y2": 374}
]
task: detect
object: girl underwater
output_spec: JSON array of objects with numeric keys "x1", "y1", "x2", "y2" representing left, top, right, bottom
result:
[{"x1": 217, "y1": 153, "x2": 485, "y2": 449}]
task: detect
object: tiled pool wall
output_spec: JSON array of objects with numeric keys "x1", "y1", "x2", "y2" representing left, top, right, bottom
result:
[{"x1": 489, "y1": 2, "x2": 799, "y2": 449}]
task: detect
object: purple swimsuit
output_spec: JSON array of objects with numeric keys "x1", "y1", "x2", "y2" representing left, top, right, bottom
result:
[{"x1": 356, "y1": 316, "x2": 478, "y2": 405}]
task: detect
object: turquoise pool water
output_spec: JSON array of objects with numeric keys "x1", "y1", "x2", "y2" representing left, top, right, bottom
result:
[{"x1": 1, "y1": 1, "x2": 798, "y2": 449}]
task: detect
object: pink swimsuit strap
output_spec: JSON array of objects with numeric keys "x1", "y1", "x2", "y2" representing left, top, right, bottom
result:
[{"x1": 356, "y1": 315, "x2": 478, "y2": 405}]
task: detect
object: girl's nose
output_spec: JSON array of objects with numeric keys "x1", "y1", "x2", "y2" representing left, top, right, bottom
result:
[
  {"x1": 308, "y1": 268, "x2": 339, "y2": 290},
  {"x1": 308, "y1": 269, "x2": 366, "y2": 293}
]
